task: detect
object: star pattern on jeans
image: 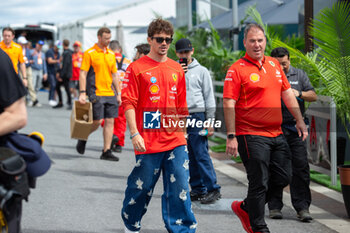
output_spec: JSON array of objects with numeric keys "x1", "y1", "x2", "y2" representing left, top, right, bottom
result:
[
  {"x1": 147, "y1": 190, "x2": 153, "y2": 196},
  {"x1": 144, "y1": 204, "x2": 148, "y2": 209},
  {"x1": 133, "y1": 221, "x2": 141, "y2": 229},
  {"x1": 179, "y1": 189, "x2": 187, "y2": 201},
  {"x1": 175, "y1": 219, "x2": 183, "y2": 225},
  {"x1": 170, "y1": 174, "x2": 176, "y2": 183},
  {"x1": 184, "y1": 145, "x2": 188, "y2": 153},
  {"x1": 129, "y1": 198, "x2": 136, "y2": 205},
  {"x1": 190, "y1": 222, "x2": 197, "y2": 229},
  {"x1": 183, "y1": 159, "x2": 189, "y2": 170},
  {"x1": 136, "y1": 178, "x2": 143, "y2": 190},
  {"x1": 123, "y1": 212, "x2": 129, "y2": 220},
  {"x1": 135, "y1": 159, "x2": 142, "y2": 167},
  {"x1": 154, "y1": 168, "x2": 159, "y2": 175},
  {"x1": 168, "y1": 151, "x2": 175, "y2": 160}
]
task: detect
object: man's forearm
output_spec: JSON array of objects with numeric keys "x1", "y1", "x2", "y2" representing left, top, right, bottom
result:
[
  {"x1": 282, "y1": 89, "x2": 304, "y2": 122},
  {"x1": 79, "y1": 70, "x2": 87, "y2": 91},
  {"x1": 20, "y1": 63, "x2": 26, "y2": 78},
  {"x1": 112, "y1": 73, "x2": 121, "y2": 94},
  {"x1": 0, "y1": 98, "x2": 27, "y2": 136},
  {"x1": 223, "y1": 98, "x2": 236, "y2": 134},
  {"x1": 125, "y1": 108, "x2": 138, "y2": 135}
]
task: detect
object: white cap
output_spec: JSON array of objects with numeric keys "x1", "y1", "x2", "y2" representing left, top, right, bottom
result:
[{"x1": 17, "y1": 36, "x2": 28, "y2": 44}]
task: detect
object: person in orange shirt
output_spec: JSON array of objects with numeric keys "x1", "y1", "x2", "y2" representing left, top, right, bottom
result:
[
  {"x1": 70, "y1": 41, "x2": 83, "y2": 100},
  {"x1": 76, "y1": 27, "x2": 121, "y2": 162},
  {"x1": 121, "y1": 18, "x2": 196, "y2": 233},
  {"x1": 223, "y1": 23, "x2": 308, "y2": 233},
  {"x1": 0, "y1": 27, "x2": 27, "y2": 87}
]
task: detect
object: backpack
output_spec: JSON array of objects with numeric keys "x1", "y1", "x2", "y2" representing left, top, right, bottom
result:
[{"x1": 0, "y1": 147, "x2": 30, "y2": 233}]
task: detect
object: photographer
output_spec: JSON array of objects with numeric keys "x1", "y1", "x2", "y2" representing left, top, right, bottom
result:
[
  {"x1": 0, "y1": 48, "x2": 51, "y2": 232},
  {"x1": 0, "y1": 48, "x2": 27, "y2": 232}
]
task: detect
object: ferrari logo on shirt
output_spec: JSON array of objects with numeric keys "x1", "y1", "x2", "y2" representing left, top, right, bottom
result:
[
  {"x1": 172, "y1": 73, "x2": 178, "y2": 81},
  {"x1": 250, "y1": 73, "x2": 260, "y2": 83},
  {"x1": 149, "y1": 84, "x2": 160, "y2": 94},
  {"x1": 269, "y1": 61, "x2": 275, "y2": 67}
]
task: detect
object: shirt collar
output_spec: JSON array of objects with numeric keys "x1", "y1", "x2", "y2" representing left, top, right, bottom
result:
[
  {"x1": 244, "y1": 53, "x2": 266, "y2": 66},
  {"x1": 0, "y1": 40, "x2": 13, "y2": 48},
  {"x1": 287, "y1": 65, "x2": 297, "y2": 76},
  {"x1": 93, "y1": 43, "x2": 108, "y2": 53}
]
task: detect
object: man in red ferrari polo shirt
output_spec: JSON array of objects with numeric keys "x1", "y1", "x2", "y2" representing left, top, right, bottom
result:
[{"x1": 223, "y1": 23, "x2": 308, "y2": 233}]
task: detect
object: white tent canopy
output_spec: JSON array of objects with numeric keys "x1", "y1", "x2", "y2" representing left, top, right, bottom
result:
[{"x1": 59, "y1": 0, "x2": 176, "y2": 57}]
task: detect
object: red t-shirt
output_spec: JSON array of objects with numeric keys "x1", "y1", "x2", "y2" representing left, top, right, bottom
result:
[
  {"x1": 223, "y1": 54, "x2": 291, "y2": 137},
  {"x1": 71, "y1": 51, "x2": 83, "y2": 81},
  {"x1": 122, "y1": 55, "x2": 188, "y2": 155}
]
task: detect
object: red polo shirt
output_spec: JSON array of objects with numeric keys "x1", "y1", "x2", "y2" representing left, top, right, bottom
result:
[{"x1": 223, "y1": 53, "x2": 291, "y2": 137}]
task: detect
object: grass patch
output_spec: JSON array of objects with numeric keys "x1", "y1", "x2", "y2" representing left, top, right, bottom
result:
[
  {"x1": 232, "y1": 155, "x2": 242, "y2": 163},
  {"x1": 210, "y1": 143, "x2": 226, "y2": 153},
  {"x1": 208, "y1": 136, "x2": 226, "y2": 144},
  {"x1": 309, "y1": 170, "x2": 341, "y2": 192}
]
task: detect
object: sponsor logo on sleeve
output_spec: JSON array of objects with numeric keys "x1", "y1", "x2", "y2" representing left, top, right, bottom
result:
[{"x1": 269, "y1": 61, "x2": 275, "y2": 67}]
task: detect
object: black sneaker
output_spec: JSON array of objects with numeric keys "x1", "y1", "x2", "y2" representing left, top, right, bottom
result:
[
  {"x1": 110, "y1": 135, "x2": 119, "y2": 151},
  {"x1": 200, "y1": 189, "x2": 221, "y2": 204},
  {"x1": 76, "y1": 140, "x2": 87, "y2": 154},
  {"x1": 297, "y1": 210, "x2": 313, "y2": 222},
  {"x1": 100, "y1": 149, "x2": 119, "y2": 161},
  {"x1": 114, "y1": 145, "x2": 122, "y2": 153},
  {"x1": 53, "y1": 103, "x2": 63, "y2": 108},
  {"x1": 269, "y1": 209, "x2": 283, "y2": 219},
  {"x1": 190, "y1": 192, "x2": 205, "y2": 201}
]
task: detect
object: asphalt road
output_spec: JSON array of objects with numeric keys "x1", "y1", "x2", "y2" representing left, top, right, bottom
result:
[{"x1": 19, "y1": 92, "x2": 337, "y2": 233}]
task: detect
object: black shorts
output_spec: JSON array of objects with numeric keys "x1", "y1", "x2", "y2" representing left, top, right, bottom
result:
[{"x1": 91, "y1": 96, "x2": 118, "y2": 120}]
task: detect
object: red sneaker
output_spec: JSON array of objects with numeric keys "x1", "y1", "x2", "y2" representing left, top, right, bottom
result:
[{"x1": 231, "y1": 201, "x2": 253, "y2": 233}]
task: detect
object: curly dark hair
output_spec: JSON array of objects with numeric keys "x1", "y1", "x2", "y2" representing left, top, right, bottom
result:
[{"x1": 147, "y1": 18, "x2": 174, "y2": 38}]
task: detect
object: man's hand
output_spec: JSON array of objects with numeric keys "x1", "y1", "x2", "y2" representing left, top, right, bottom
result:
[
  {"x1": 79, "y1": 93, "x2": 86, "y2": 105},
  {"x1": 207, "y1": 127, "x2": 214, "y2": 136},
  {"x1": 292, "y1": 88, "x2": 299, "y2": 97},
  {"x1": 116, "y1": 95, "x2": 122, "y2": 106},
  {"x1": 22, "y1": 79, "x2": 28, "y2": 87},
  {"x1": 43, "y1": 74, "x2": 48, "y2": 81},
  {"x1": 180, "y1": 63, "x2": 188, "y2": 73},
  {"x1": 226, "y1": 138, "x2": 238, "y2": 157},
  {"x1": 296, "y1": 119, "x2": 308, "y2": 141},
  {"x1": 132, "y1": 134, "x2": 146, "y2": 152}
]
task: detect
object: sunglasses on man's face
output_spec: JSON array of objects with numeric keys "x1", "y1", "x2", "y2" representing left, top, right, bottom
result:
[{"x1": 151, "y1": 37, "x2": 173, "y2": 44}]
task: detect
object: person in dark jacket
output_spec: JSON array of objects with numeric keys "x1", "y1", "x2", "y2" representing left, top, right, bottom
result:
[{"x1": 53, "y1": 39, "x2": 73, "y2": 109}]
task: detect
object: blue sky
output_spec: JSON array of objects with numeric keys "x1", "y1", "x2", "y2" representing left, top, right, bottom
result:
[{"x1": 0, "y1": 0, "x2": 130, "y2": 26}]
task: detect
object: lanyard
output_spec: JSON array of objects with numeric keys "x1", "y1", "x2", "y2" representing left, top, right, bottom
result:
[{"x1": 241, "y1": 57, "x2": 263, "y2": 71}]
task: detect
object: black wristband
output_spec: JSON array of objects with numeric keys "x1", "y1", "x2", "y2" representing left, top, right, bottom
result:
[
  {"x1": 298, "y1": 90, "x2": 302, "y2": 98},
  {"x1": 80, "y1": 90, "x2": 86, "y2": 93}
]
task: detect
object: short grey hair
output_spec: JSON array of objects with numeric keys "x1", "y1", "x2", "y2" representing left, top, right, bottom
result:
[
  {"x1": 244, "y1": 23, "x2": 266, "y2": 40},
  {"x1": 109, "y1": 40, "x2": 122, "y2": 52}
]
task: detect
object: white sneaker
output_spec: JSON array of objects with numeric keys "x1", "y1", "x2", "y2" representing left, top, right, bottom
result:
[
  {"x1": 49, "y1": 100, "x2": 57, "y2": 106},
  {"x1": 27, "y1": 101, "x2": 34, "y2": 107},
  {"x1": 124, "y1": 226, "x2": 139, "y2": 233}
]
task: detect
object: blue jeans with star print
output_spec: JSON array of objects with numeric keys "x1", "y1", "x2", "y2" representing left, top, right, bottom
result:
[{"x1": 121, "y1": 145, "x2": 197, "y2": 232}]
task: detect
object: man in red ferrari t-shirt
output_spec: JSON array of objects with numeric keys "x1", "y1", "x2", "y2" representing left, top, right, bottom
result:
[
  {"x1": 120, "y1": 18, "x2": 197, "y2": 233},
  {"x1": 70, "y1": 41, "x2": 83, "y2": 100},
  {"x1": 223, "y1": 23, "x2": 308, "y2": 233}
]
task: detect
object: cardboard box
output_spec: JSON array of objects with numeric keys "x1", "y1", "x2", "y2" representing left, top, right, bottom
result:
[{"x1": 70, "y1": 101, "x2": 93, "y2": 140}]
